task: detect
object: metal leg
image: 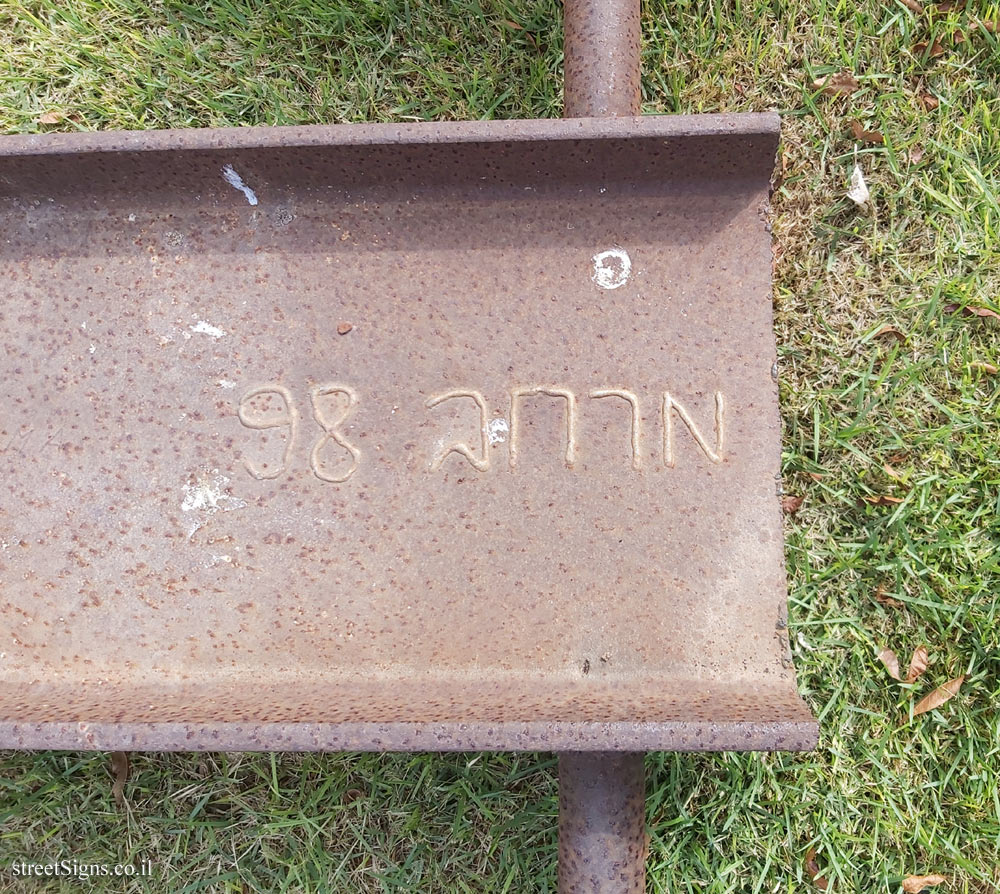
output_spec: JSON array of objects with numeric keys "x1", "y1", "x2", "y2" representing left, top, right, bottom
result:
[
  {"x1": 562, "y1": 0, "x2": 642, "y2": 117},
  {"x1": 558, "y1": 752, "x2": 646, "y2": 893},
  {"x1": 559, "y1": 2, "x2": 646, "y2": 890}
]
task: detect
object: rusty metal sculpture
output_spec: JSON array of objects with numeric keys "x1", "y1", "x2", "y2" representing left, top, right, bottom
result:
[{"x1": 0, "y1": 1, "x2": 816, "y2": 889}]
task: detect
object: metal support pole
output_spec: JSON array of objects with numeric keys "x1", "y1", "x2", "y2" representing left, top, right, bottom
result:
[
  {"x1": 558, "y1": 2, "x2": 646, "y2": 891},
  {"x1": 563, "y1": 0, "x2": 642, "y2": 117},
  {"x1": 558, "y1": 752, "x2": 646, "y2": 893}
]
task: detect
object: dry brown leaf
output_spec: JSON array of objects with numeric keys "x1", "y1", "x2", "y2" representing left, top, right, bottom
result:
[
  {"x1": 879, "y1": 647, "x2": 902, "y2": 680},
  {"x1": 864, "y1": 494, "x2": 905, "y2": 505},
  {"x1": 919, "y1": 93, "x2": 940, "y2": 110},
  {"x1": 804, "y1": 848, "x2": 829, "y2": 890},
  {"x1": 814, "y1": 71, "x2": 860, "y2": 95},
  {"x1": 883, "y1": 461, "x2": 904, "y2": 480},
  {"x1": 914, "y1": 39, "x2": 946, "y2": 57},
  {"x1": 908, "y1": 146, "x2": 925, "y2": 164},
  {"x1": 980, "y1": 19, "x2": 998, "y2": 32},
  {"x1": 502, "y1": 19, "x2": 524, "y2": 29},
  {"x1": 967, "y1": 306, "x2": 1000, "y2": 319},
  {"x1": 943, "y1": 303, "x2": 1000, "y2": 320},
  {"x1": 38, "y1": 111, "x2": 64, "y2": 125},
  {"x1": 851, "y1": 120, "x2": 885, "y2": 143},
  {"x1": 937, "y1": 0, "x2": 965, "y2": 9},
  {"x1": 902, "y1": 874, "x2": 947, "y2": 892},
  {"x1": 874, "y1": 585, "x2": 904, "y2": 609},
  {"x1": 971, "y1": 361, "x2": 998, "y2": 374},
  {"x1": 110, "y1": 751, "x2": 129, "y2": 808},
  {"x1": 874, "y1": 325, "x2": 906, "y2": 340},
  {"x1": 342, "y1": 788, "x2": 365, "y2": 803},
  {"x1": 914, "y1": 676, "x2": 964, "y2": 715},
  {"x1": 900, "y1": 0, "x2": 923, "y2": 10},
  {"x1": 906, "y1": 645, "x2": 929, "y2": 683},
  {"x1": 782, "y1": 495, "x2": 805, "y2": 514},
  {"x1": 807, "y1": 471, "x2": 825, "y2": 481}
]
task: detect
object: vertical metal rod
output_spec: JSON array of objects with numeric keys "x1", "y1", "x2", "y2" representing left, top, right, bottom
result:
[
  {"x1": 562, "y1": 0, "x2": 642, "y2": 117},
  {"x1": 558, "y1": 3, "x2": 646, "y2": 891},
  {"x1": 558, "y1": 752, "x2": 646, "y2": 893}
]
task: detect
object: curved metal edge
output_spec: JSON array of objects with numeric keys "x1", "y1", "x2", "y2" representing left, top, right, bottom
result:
[
  {"x1": 0, "y1": 112, "x2": 780, "y2": 157},
  {"x1": 0, "y1": 721, "x2": 818, "y2": 752}
]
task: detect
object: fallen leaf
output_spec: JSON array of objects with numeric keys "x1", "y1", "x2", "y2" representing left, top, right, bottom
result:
[
  {"x1": 851, "y1": 120, "x2": 885, "y2": 143},
  {"x1": 874, "y1": 325, "x2": 906, "y2": 340},
  {"x1": 782, "y1": 495, "x2": 805, "y2": 514},
  {"x1": 937, "y1": 0, "x2": 965, "y2": 9},
  {"x1": 502, "y1": 19, "x2": 524, "y2": 29},
  {"x1": 804, "y1": 848, "x2": 829, "y2": 890},
  {"x1": 900, "y1": 0, "x2": 923, "y2": 10},
  {"x1": 980, "y1": 19, "x2": 998, "y2": 32},
  {"x1": 913, "y1": 675, "x2": 964, "y2": 715},
  {"x1": 943, "y1": 303, "x2": 1000, "y2": 320},
  {"x1": 908, "y1": 146, "x2": 924, "y2": 164},
  {"x1": 883, "y1": 461, "x2": 904, "y2": 480},
  {"x1": 902, "y1": 874, "x2": 947, "y2": 892},
  {"x1": 336, "y1": 322, "x2": 353, "y2": 335},
  {"x1": 879, "y1": 647, "x2": 902, "y2": 681},
  {"x1": 914, "y1": 39, "x2": 946, "y2": 57},
  {"x1": 906, "y1": 645, "x2": 929, "y2": 683},
  {"x1": 814, "y1": 71, "x2": 860, "y2": 95},
  {"x1": 971, "y1": 361, "x2": 998, "y2": 374},
  {"x1": 875, "y1": 585, "x2": 904, "y2": 609},
  {"x1": 847, "y1": 163, "x2": 870, "y2": 205},
  {"x1": 38, "y1": 111, "x2": 64, "y2": 125},
  {"x1": 342, "y1": 788, "x2": 365, "y2": 803},
  {"x1": 807, "y1": 471, "x2": 825, "y2": 481},
  {"x1": 110, "y1": 751, "x2": 129, "y2": 808},
  {"x1": 864, "y1": 494, "x2": 904, "y2": 505},
  {"x1": 919, "y1": 93, "x2": 940, "y2": 110}
]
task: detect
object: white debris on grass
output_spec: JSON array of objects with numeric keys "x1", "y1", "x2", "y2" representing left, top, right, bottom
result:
[{"x1": 847, "y1": 163, "x2": 870, "y2": 206}]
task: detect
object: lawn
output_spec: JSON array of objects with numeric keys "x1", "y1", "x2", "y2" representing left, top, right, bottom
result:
[{"x1": 1, "y1": 0, "x2": 998, "y2": 891}]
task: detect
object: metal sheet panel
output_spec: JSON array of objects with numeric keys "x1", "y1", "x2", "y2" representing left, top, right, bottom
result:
[{"x1": 0, "y1": 114, "x2": 816, "y2": 750}]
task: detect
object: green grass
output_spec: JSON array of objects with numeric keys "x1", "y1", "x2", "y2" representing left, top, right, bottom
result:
[{"x1": 1, "y1": 0, "x2": 999, "y2": 890}]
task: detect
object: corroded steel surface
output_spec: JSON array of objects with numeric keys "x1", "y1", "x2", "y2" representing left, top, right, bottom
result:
[
  {"x1": 559, "y1": 752, "x2": 646, "y2": 893},
  {"x1": 0, "y1": 114, "x2": 816, "y2": 751},
  {"x1": 564, "y1": 0, "x2": 641, "y2": 117}
]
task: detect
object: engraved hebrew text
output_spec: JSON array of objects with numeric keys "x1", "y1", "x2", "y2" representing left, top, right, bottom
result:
[
  {"x1": 662, "y1": 391, "x2": 724, "y2": 467},
  {"x1": 589, "y1": 389, "x2": 642, "y2": 470},
  {"x1": 426, "y1": 390, "x2": 490, "y2": 472},
  {"x1": 509, "y1": 387, "x2": 577, "y2": 469}
]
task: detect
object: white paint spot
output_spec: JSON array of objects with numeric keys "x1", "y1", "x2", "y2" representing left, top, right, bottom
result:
[
  {"x1": 217, "y1": 379, "x2": 237, "y2": 389},
  {"x1": 591, "y1": 248, "x2": 632, "y2": 290},
  {"x1": 190, "y1": 320, "x2": 226, "y2": 339},
  {"x1": 127, "y1": 213, "x2": 137, "y2": 222},
  {"x1": 80, "y1": 321, "x2": 87, "y2": 330},
  {"x1": 181, "y1": 473, "x2": 246, "y2": 515},
  {"x1": 221, "y1": 164, "x2": 258, "y2": 206},
  {"x1": 88, "y1": 344, "x2": 96, "y2": 354},
  {"x1": 487, "y1": 417, "x2": 509, "y2": 445}
]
